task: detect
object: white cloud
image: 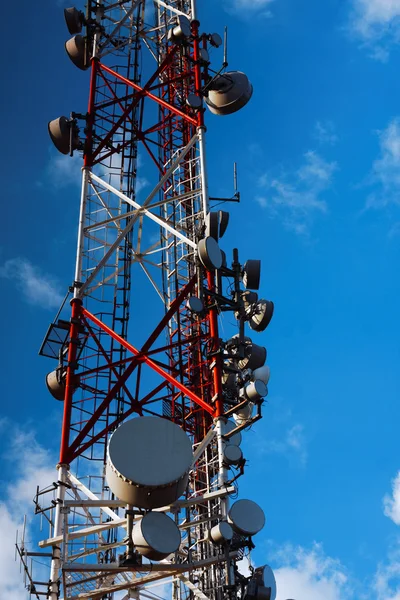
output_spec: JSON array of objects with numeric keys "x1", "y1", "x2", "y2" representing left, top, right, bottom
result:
[
  {"x1": 251, "y1": 421, "x2": 308, "y2": 466},
  {"x1": 384, "y1": 472, "x2": 400, "y2": 525},
  {"x1": 44, "y1": 151, "x2": 82, "y2": 188},
  {"x1": 266, "y1": 424, "x2": 308, "y2": 466},
  {"x1": 372, "y1": 542, "x2": 400, "y2": 600},
  {"x1": 256, "y1": 151, "x2": 337, "y2": 235},
  {"x1": 365, "y1": 117, "x2": 400, "y2": 209},
  {"x1": 0, "y1": 421, "x2": 56, "y2": 600},
  {"x1": 0, "y1": 257, "x2": 63, "y2": 309},
  {"x1": 350, "y1": 0, "x2": 400, "y2": 59},
  {"x1": 314, "y1": 121, "x2": 338, "y2": 146},
  {"x1": 226, "y1": 0, "x2": 274, "y2": 17},
  {"x1": 272, "y1": 543, "x2": 352, "y2": 600}
]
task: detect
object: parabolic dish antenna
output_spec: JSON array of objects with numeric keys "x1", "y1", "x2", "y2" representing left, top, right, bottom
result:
[
  {"x1": 106, "y1": 417, "x2": 193, "y2": 508},
  {"x1": 228, "y1": 499, "x2": 265, "y2": 536}
]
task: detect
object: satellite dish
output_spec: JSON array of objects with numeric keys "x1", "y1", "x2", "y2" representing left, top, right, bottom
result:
[
  {"x1": 64, "y1": 7, "x2": 85, "y2": 35},
  {"x1": 65, "y1": 35, "x2": 89, "y2": 70},
  {"x1": 198, "y1": 236, "x2": 223, "y2": 270},
  {"x1": 228, "y1": 499, "x2": 265, "y2": 536},
  {"x1": 132, "y1": 511, "x2": 181, "y2": 561},
  {"x1": 106, "y1": 417, "x2": 193, "y2": 508},
  {"x1": 48, "y1": 116, "x2": 81, "y2": 155},
  {"x1": 243, "y1": 260, "x2": 261, "y2": 290},
  {"x1": 206, "y1": 71, "x2": 253, "y2": 116}
]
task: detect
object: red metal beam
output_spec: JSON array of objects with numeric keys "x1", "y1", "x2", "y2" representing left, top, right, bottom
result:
[
  {"x1": 65, "y1": 276, "x2": 211, "y2": 461},
  {"x1": 81, "y1": 307, "x2": 215, "y2": 416},
  {"x1": 99, "y1": 63, "x2": 198, "y2": 127},
  {"x1": 71, "y1": 381, "x2": 169, "y2": 461}
]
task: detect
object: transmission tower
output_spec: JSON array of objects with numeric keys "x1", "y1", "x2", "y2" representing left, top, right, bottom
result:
[{"x1": 16, "y1": 2, "x2": 282, "y2": 600}]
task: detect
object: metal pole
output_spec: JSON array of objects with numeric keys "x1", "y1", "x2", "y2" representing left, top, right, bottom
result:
[{"x1": 47, "y1": 464, "x2": 67, "y2": 600}]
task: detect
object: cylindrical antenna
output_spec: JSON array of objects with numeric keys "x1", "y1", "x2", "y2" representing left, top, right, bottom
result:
[
  {"x1": 233, "y1": 162, "x2": 238, "y2": 192},
  {"x1": 223, "y1": 26, "x2": 228, "y2": 67}
]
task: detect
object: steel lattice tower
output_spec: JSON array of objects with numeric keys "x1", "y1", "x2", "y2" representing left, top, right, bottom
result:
[{"x1": 16, "y1": 2, "x2": 278, "y2": 600}]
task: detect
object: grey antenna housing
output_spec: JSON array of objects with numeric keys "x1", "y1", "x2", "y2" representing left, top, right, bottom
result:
[
  {"x1": 242, "y1": 379, "x2": 267, "y2": 402},
  {"x1": 209, "y1": 32, "x2": 223, "y2": 48},
  {"x1": 186, "y1": 93, "x2": 202, "y2": 109},
  {"x1": 65, "y1": 35, "x2": 89, "y2": 70},
  {"x1": 48, "y1": 116, "x2": 81, "y2": 155},
  {"x1": 238, "y1": 340, "x2": 267, "y2": 371},
  {"x1": 198, "y1": 236, "x2": 223, "y2": 270},
  {"x1": 206, "y1": 71, "x2": 253, "y2": 116},
  {"x1": 205, "y1": 211, "x2": 220, "y2": 240},
  {"x1": 223, "y1": 444, "x2": 243, "y2": 466},
  {"x1": 218, "y1": 211, "x2": 230, "y2": 238},
  {"x1": 245, "y1": 565, "x2": 277, "y2": 600},
  {"x1": 252, "y1": 365, "x2": 270, "y2": 385},
  {"x1": 64, "y1": 7, "x2": 85, "y2": 35},
  {"x1": 187, "y1": 296, "x2": 204, "y2": 314},
  {"x1": 243, "y1": 260, "x2": 261, "y2": 290},
  {"x1": 168, "y1": 15, "x2": 191, "y2": 43},
  {"x1": 210, "y1": 521, "x2": 233, "y2": 544},
  {"x1": 199, "y1": 48, "x2": 210, "y2": 63},
  {"x1": 228, "y1": 499, "x2": 265, "y2": 536}
]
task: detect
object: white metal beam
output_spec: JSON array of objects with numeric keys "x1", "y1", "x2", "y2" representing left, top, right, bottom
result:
[{"x1": 89, "y1": 172, "x2": 197, "y2": 250}]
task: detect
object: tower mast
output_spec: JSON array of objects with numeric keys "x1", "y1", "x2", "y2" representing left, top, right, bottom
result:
[{"x1": 17, "y1": 2, "x2": 278, "y2": 600}]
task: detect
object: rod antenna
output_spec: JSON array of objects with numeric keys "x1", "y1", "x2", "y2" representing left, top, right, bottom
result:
[{"x1": 223, "y1": 26, "x2": 228, "y2": 68}]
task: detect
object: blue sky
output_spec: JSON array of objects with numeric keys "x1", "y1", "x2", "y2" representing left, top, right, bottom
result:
[{"x1": 2, "y1": 0, "x2": 400, "y2": 598}]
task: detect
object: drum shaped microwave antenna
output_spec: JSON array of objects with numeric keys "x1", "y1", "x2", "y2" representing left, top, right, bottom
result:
[
  {"x1": 106, "y1": 417, "x2": 193, "y2": 509},
  {"x1": 48, "y1": 116, "x2": 81, "y2": 155},
  {"x1": 65, "y1": 35, "x2": 89, "y2": 70},
  {"x1": 132, "y1": 511, "x2": 181, "y2": 561}
]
